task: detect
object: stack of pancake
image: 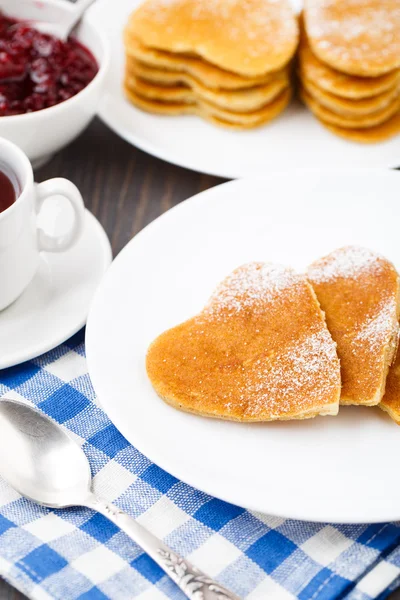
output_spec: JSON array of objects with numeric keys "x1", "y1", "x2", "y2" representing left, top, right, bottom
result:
[
  {"x1": 123, "y1": 0, "x2": 299, "y2": 130},
  {"x1": 299, "y1": 0, "x2": 400, "y2": 143}
]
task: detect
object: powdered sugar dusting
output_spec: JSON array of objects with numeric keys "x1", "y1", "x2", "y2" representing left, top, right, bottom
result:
[
  {"x1": 354, "y1": 299, "x2": 398, "y2": 353},
  {"x1": 149, "y1": 260, "x2": 341, "y2": 421},
  {"x1": 242, "y1": 328, "x2": 339, "y2": 418},
  {"x1": 205, "y1": 262, "x2": 299, "y2": 316},
  {"x1": 306, "y1": 0, "x2": 400, "y2": 70},
  {"x1": 202, "y1": 262, "x2": 340, "y2": 417},
  {"x1": 133, "y1": 0, "x2": 298, "y2": 60},
  {"x1": 307, "y1": 245, "x2": 399, "y2": 403},
  {"x1": 308, "y1": 246, "x2": 387, "y2": 284},
  {"x1": 142, "y1": 0, "x2": 294, "y2": 26}
]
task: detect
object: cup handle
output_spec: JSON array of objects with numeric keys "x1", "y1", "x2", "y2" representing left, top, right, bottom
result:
[{"x1": 35, "y1": 178, "x2": 85, "y2": 253}]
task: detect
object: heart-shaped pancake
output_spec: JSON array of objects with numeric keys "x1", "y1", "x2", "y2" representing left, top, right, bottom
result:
[
  {"x1": 124, "y1": 34, "x2": 287, "y2": 90},
  {"x1": 301, "y1": 77, "x2": 400, "y2": 118},
  {"x1": 298, "y1": 25, "x2": 400, "y2": 99},
  {"x1": 304, "y1": 0, "x2": 400, "y2": 76},
  {"x1": 127, "y1": 0, "x2": 299, "y2": 77},
  {"x1": 124, "y1": 84, "x2": 292, "y2": 130},
  {"x1": 125, "y1": 63, "x2": 290, "y2": 112},
  {"x1": 146, "y1": 263, "x2": 341, "y2": 422},
  {"x1": 308, "y1": 246, "x2": 400, "y2": 406},
  {"x1": 300, "y1": 87, "x2": 400, "y2": 130}
]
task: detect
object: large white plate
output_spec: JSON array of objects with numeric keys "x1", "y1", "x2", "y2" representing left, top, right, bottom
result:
[
  {"x1": 86, "y1": 170, "x2": 400, "y2": 523},
  {"x1": 88, "y1": 0, "x2": 400, "y2": 179}
]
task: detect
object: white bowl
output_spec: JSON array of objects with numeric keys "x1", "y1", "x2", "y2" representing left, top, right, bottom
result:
[{"x1": 0, "y1": 0, "x2": 109, "y2": 168}]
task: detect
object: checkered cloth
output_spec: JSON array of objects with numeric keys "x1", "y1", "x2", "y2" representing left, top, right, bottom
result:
[{"x1": 1, "y1": 332, "x2": 400, "y2": 600}]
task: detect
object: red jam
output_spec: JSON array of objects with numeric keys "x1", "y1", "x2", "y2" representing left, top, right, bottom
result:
[{"x1": 0, "y1": 12, "x2": 98, "y2": 116}]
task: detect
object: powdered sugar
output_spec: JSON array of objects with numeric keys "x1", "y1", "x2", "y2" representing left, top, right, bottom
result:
[
  {"x1": 148, "y1": 260, "x2": 342, "y2": 421},
  {"x1": 306, "y1": 0, "x2": 400, "y2": 70},
  {"x1": 205, "y1": 262, "x2": 299, "y2": 316},
  {"x1": 143, "y1": 0, "x2": 294, "y2": 24},
  {"x1": 307, "y1": 245, "x2": 400, "y2": 403},
  {"x1": 354, "y1": 299, "x2": 398, "y2": 353},
  {"x1": 242, "y1": 328, "x2": 339, "y2": 418},
  {"x1": 307, "y1": 0, "x2": 399, "y2": 40},
  {"x1": 134, "y1": 0, "x2": 298, "y2": 59},
  {"x1": 308, "y1": 246, "x2": 387, "y2": 284},
  {"x1": 201, "y1": 262, "x2": 340, "y2": 417}
]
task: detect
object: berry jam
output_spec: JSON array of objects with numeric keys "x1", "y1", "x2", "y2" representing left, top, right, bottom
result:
[{"x1": 0, "y1": 12, "x2": 98, "y2": 116}]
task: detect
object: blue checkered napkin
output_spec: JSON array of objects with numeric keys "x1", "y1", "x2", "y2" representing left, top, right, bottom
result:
[{"x1": 1, "y1": 332, "x2": 400, "y2": 600}]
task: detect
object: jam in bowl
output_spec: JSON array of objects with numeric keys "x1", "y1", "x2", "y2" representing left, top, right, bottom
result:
[
  {"x1": 0, "y1": 11, "x2": 98, "y2": 116},
  {"x1": 0, "y1": 0, "x2": 108, "y2": 168}
]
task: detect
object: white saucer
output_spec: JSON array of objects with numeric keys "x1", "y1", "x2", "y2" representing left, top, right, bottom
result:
[{"x1": 0, "y1": 210, "x2": 111, "y2": 370}]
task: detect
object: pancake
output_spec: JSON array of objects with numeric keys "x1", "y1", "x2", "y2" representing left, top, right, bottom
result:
[
  {"x1": 380, "y1": 343, "x2": 400, "y2": 424},
  {"x1": 126, "y1": 74, "x2": 194, "y2": 103},
  {"x1": 301, "y1": 77, "x2": 400, "y2": 117},
  {"x1": 124, "y1": 34, "x2": 282, "y2": 90},
  {"x1": 308, "y1": 246, "x2": 400, "y2": 406},
  {"x1": 298, "y1": 33, "x2": 400, "y2": 99},
  {"x1": 304, "y1": 0, "x2": 400, "y2": 76},
  {"x1": 300, "y1": 88, "x2": 400, "y2": 129},
  {"x1": 127, "y1": 56, "x2": 290, "y2": 92},
  {"x1": 126, "y1": 0, "x2": 299, "y2": 77},
  {"x1": 322, "y1": 111, "x2": 400, "y2": 142},
  {"x1": 146, "y1": 263, "x2": 341, "y2": 422},
  {"x1": 124, "y1": 84, "x2": 292, "y2": 129},
  {"x1": 125, "y1": 70, "x2": 289, "y2": 112}
]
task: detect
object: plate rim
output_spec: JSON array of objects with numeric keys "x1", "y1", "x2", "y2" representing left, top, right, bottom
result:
[
  {"x1": 97, "y1": 94, "x2": 400, "y2": 181},
  {"x1": 86, "y1": 170, "x2": 400, "y2": 523}
]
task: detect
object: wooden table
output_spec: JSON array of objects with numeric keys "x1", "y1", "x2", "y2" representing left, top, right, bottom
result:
[{"x1": 0, "y1": 118, "x2": 398, "y2": 600}]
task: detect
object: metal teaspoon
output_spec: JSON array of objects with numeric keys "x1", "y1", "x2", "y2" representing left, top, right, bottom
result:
[{"x1": 0, "y1": 399, "x2": 240, "y2": 600}]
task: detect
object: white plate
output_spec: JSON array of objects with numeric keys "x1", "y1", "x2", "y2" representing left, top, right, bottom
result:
[
  {"x1": 0, "y1": 210, "x2": 111, "y2": 369},
  {"x1": 88, "y1": 0, "x2": 400, "y2": 179},
  {"x1": 86, "y1": 170, "x2": 400, "y2": 523}
]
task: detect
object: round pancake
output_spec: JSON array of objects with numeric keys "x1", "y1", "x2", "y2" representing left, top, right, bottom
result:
[
  {"x1": 125, "y1": 33, "x2": 286, "y2": 90},
  {"x1": 302, "y1": 77, "x2": 400, "y2": 117},
  {"x1": 301, "y1": 88, "x2": 400, "y2": 129},
  {"x1": 322, "y1": 111, "x2": 400, "y2": 143},
  {"x1": 298, "y1": 34, "x2": 400, "y2": 99},
  {"x1": 304, "y1": 0, "x2": 400, "y2": 76},
  {"x1": 126, "y1": 0, "x2": 299, "y2": 77},
  {"x1": 124, "y1": 85, "x2": 292, "y2": 129},
  {"x1": 125, "y1": 69, "x2": 289, "y2": 113}
]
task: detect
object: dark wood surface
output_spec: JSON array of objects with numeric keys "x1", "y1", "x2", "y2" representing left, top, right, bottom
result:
[
  {"x1": 0, "y1": 119, "x2": 399, "y2": 600},
  {"x1": 38, "y1": 119, "x2": 225, "y2": 257}
]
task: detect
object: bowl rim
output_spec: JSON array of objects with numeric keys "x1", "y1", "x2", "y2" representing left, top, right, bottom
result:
[{"x1": 0, "y1": 0, "x2": 110, "y2": 122}]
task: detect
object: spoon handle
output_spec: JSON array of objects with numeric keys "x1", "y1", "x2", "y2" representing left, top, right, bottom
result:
[
  {"x1": 67, "y1": 0, "x2": 98, "y2": 32},
  {"x1": 85, "y1": 494, "x2": 240, "y2": 600}
]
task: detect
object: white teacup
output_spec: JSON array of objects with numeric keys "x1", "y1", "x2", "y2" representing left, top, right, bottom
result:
[{"x1": 0, "y1": 137, "x2": 85, "y2": 311}]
